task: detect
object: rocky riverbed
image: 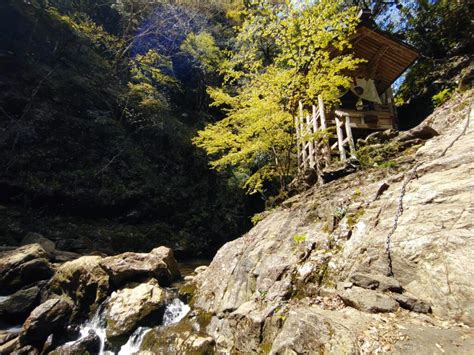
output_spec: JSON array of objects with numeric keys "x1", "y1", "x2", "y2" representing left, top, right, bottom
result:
[{"x1": 0, "y1": 237, "x2": 211, "y2": 354}]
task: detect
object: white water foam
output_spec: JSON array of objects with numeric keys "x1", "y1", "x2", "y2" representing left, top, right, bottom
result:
[
  {"x1": 118, "y1": 326, "x2": 151, "y2": 355},
  {"x1": 78, "y1": 309, "x2": 107, "y2": 354},
  {"x1": 162, "y1": 298, "x2": 191, "y2": 326},
  {"x1": 72, "y1": 297, "x2": 190, "y2": 354}
]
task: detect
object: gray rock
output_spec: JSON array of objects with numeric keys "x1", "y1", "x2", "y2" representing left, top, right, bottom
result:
[
  {"x1": 104, "y1": 280, "x2": 166, "y2": 340},
  {"x1": 338, "y1": 286, "x2": 399, "y2": 313},
  {"x1": 396, "y1": 125, "x2": 439, "y2": 142},
  {"x1": 47, "y1": 256, "x2": 109, "y2": 319},
  {"x1": 349, "y1": 273, "x2": 403, "y2": 293},
  {"x1": 101, "y1": 246, "x2": 180, "y2": 288},
  {"x1": 20, "y1": 299, "x2": 72, "y2": 348},
  {"x1": 49, "y1": 330, "x2": 100, "y2": 355},
  {"x1": 140, "y1": 318, "x2": 215, "y2": 354},
  {"x1": 0, "y1": 336, "x2": 19, "y2": 354},
  {"x1": 21, "y1": 233, "x2": 55, "y2": 254},
  {"x1": 0, "y1": 286, "x2": 40, "y2": 320},
  {"x1": 0, "y1": 244, "x2": 53, "y2": 294},
  {"x1": 391, "y1": 293, "x2": 431, "y2": 314}
]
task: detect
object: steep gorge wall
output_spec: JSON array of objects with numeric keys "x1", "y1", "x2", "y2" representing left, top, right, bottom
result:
[{"x1": 187, "y1": 90, "x2": 474, "y2": 353}]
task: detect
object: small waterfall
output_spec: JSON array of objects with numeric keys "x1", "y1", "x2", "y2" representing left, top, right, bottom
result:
[
  {"x1": 78, "y1": 310, "x2": 107, "y2": 354},
  {"x1": 69, "y1": 297, "x2": 189, "y2": 354},
  {"x1": 162, "y1": 298, "x2": 191, "y2": 326},
  {"x1": 118, "y1": 327, "x2": 151, "y2": 355}
]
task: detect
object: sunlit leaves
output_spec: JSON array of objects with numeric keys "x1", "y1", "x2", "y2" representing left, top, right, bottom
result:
[{"x1": 194, "y1": 0, "x2": 361, "y2": 193}]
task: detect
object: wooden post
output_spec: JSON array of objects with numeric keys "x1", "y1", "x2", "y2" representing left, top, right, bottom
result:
[
  {"x1": 306, "y1": 114, "x2": 315, "y2": 168},
  {"x1": 386, "y1": 87, "x2": 398, "y2": 129},
  {"x1": 295, "y1": 116, "x2": 301, "y2": 170},
  {"x1": 335, "y1": 116, "x2": 346, "y2": 161},
  {"x1": 312, "y1": 104, "x2": 319, "y2": 132},
  {"x1": 318, "y1": 96, "x2": 331, "y2": 165},
  {"x1": 299, "y1": 101, "x2": 308, "y2": 170},
  {"x1": 345, "y1": 116, "x2": 356, "y2": 156},
  {"x1": 312, "y1": 104, "x2": 322, "y2": 184},
  {"x1": 312, "y1": 104, "x2": 319, "y2": 165}
]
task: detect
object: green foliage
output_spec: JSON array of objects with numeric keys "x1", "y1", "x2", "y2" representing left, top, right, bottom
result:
[
  {"x1": 195, "y1": 67, "x2": 296, "y2": 193},
  {"x1": 293, "y1": 234, "x2": 307, "y2": 245},
  {"x1": 377, "y1": 160, "x2": 398, "y2": 169},
  {"x1": 0, "y1": 0, "x2": 250, "y2": 257},
  {"x1": 180, "y1": 32, "x2": 223, "y2": 76},
  {"x1": 432, "y1": 88, "x2": 453, "y2": 107},
  {"x1": 194, "y1": 0, "x2": 362, "y2": 193},
  {"x1": 347, "y1": 207, "x2": 365, "y2": 227},
  {"x1": 251, "y1": 212, "x2": 265, "y2": 226},
  {"x1": 355, "y1": 141, "x2": 402, "y2": 169}
]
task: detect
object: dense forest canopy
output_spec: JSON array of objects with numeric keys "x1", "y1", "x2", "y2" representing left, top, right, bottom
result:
[{"x1": 0, "y1": 0, "x2": 471, "y2": 255}]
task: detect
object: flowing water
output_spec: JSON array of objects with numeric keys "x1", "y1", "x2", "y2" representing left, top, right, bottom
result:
[{"x1": 72, "y1": 297, "x2": 190, "y2": 355}]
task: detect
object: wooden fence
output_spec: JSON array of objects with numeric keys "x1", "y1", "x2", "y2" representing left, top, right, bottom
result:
[{"x1": 296, "y1": 96, "x2": 356, "y2": 173}]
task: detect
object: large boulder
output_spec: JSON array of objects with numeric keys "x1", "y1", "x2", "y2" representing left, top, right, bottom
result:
[
  {"x1": 47, "y1": 256, "x2": 109, "y2": 319},
  {"x1": 104, "y1": 280, "x2": 166, "y2": 341},
  {"x1": 101, "y1": 246, "x2": 180, "y2": 288},
  {"x1": 19, "y1": 299, "x2": 72, "y2": 348},
  {"x1": 0, "y1": 286, "x2": 40, "y2": 321},
  {"x1": 0, "y1": 244, "x2": 53, "y2": 294}
]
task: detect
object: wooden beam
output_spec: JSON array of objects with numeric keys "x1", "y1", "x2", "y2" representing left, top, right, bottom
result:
[
  {"x1": 295, "y1": 115, "x2": 301, "y2": 169},
  {"x1": 335, "y1": 116, "x2": 346, "y2": 161},
  {"x1": 306, "y1": 114, "x2": 315, "y2": 168},
  {"x1": 299, "y1": 101, "x2": 308, "y2": 170},
  {"x1": 369, "y1": 45, "x2": 390, "y2": 79},
  {"x1": 345, "y1": 116, "x2": 356, "y2": 156},
  {"x1": 318, "y1": 95, "x2": 331, "y2": 165}
]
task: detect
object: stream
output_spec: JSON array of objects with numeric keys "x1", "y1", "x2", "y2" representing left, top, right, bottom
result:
[
  {"x1": 69, "y1": 296, "x2": 190, "y2": 354},
  {"x1": 0, "y1": 259, "x2": 207, "y2": 354}
]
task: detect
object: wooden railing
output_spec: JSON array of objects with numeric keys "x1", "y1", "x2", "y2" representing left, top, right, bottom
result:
[{"x1": 296, "y1": 96, "x2": 356, "y2": 174}]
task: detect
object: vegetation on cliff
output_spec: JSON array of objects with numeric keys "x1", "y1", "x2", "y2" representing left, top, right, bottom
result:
[{"x1": 0, "y1": 0, "x2": 471, "y2": 255}]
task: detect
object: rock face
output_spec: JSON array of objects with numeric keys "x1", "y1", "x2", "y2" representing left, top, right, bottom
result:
[
  {"x1": 186, "y1": 91, "x2": 474, "y2": 353},
  {"x1": 47, "y1": 256, "x2": 109, "y2": 319},
  {"x1": 104, "y1": 281, "x2": 166, "y2": 340},
  {"x1": 20, "y1": 299, "x2": 72, "y2": 348},
  {"x1": 0, "y1": 244, "x2": 53, "y2": 294}
]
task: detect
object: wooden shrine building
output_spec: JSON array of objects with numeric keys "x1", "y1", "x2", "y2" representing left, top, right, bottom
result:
[{"x1": 296, "y1": 10, "x2": 419, "y2": 173}]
